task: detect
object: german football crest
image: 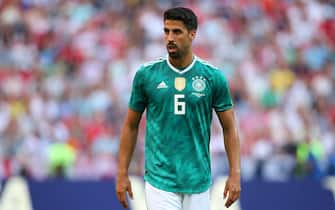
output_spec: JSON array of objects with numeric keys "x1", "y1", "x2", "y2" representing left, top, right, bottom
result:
[
  {"x1": 192, "y1": 76, "x2": 206, "y2": 92},
  {"x1": 174, "y1": 77, "x2": 186, "y2": 91}
]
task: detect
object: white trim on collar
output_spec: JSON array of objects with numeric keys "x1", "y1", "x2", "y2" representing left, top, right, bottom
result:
[{"x1": 166, "y1": 54, "x2": 197, "y2": 74}]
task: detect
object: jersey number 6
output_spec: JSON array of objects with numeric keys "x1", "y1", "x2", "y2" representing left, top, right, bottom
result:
[{"x1": 174, "y1": 94, "x2": 185, "y2": 115}]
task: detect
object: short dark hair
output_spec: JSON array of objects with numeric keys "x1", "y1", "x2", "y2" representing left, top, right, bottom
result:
[{"x1": 163, "y1": 7, "x2": 198, "y2": 31}]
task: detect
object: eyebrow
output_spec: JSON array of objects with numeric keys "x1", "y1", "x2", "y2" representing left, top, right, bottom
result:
[{"x1": 164, "y1": 28, "x2": 183, "y2": 33}]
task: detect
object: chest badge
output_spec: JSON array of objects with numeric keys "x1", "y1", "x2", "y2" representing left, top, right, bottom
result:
[
  {"x1": 192, "y1": 76, "x2": 206, "y2": 92},
  {"x1": 175, "y1": 77, "x2": 186, "y2": 91}
]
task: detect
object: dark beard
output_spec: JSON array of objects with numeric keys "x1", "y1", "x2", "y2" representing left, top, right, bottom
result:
[
  {"x1": 168, "y1": 51, "x2": 181, "y2": 59},
  {"x1": 167, "y1": 42, "x2": 182, "y2": 59}
]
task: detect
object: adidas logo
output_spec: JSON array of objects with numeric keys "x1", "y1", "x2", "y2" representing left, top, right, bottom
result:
[{"x1": 157, "y1": 81, "x2": 168, "y2": 89}]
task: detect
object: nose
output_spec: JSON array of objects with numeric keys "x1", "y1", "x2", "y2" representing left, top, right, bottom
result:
[{"x1": 166, "y1": 32, "x2": 174, "y2": 42}]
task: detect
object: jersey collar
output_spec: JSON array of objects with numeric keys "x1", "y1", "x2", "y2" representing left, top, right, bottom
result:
[{"x1": 166, "y1": 54, "x2": 197, "y2": 74}]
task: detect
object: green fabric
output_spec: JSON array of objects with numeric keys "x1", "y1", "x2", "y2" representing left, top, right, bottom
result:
[
  {"x1": 49, "y1": 143, "x2": 75, "y2": 174},
  {"x1": 129, "y1": 56, "x2": 233, "y2": 193},
  {"x1": 261, "y1": 88, "x2": 279, "y2": 108},
  {"x1": 297, "y1": 143, "x2": 309, "y2": 163},
  {"x1": 297, "y1": 139, "x2": 324, "y2": 162},
  {"x1": 310, "y1": 139, "x2": 324, "y2": 160}
]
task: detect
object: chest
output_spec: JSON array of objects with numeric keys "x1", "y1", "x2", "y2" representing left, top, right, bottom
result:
[{"x1": 144, "y1": 71, "x2": 214, "y2": 113}]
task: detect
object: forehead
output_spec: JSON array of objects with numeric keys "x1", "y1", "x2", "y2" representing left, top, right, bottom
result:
[{"x1": 164, "y1": 20, "x2": 187, "y2": 30}]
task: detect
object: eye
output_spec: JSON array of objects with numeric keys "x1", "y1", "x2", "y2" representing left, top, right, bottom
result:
[
  {"x1": 164, "y1": 28, "x2": 169, "y2": 34},
  {"x1": 173, "y1": 29, "x2": 182, "y2": 34}
]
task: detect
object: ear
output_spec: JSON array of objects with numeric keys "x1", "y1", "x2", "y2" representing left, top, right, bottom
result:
[{"x1": 189, "y1": 30, "x2": 196, "y2": 40}]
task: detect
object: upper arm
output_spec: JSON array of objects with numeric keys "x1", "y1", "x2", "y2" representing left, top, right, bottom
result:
[
  {"x1": 129, "y1": 68, "x2": 148, "y2": 112},
  {"x1": 212, "y1": 70, "x2": 233, "y2": 112},
  {"x1": 216, "y1": 109, "x2": 236, "y2": 131},
  {"x1": 125, "y1": 108, "x2": 143, "y2": 129}
]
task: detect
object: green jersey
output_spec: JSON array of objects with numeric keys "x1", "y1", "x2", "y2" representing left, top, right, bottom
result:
[{"x1": 129, "y1": 56, "x2": 233, "y2": 193}]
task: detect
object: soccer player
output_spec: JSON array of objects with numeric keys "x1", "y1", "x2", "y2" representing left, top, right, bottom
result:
[{"x1": 116, "y1": 7, "x2": 241, "y2": 210}]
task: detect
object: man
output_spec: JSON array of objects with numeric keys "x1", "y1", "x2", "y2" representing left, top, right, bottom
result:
[{"x1": 116, "y1": 7, "x2": 241, "y2": 210}]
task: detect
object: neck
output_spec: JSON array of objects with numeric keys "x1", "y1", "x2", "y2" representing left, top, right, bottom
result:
[{"x1": 169, "y1": 51, "x2": 194, "y2": 69}]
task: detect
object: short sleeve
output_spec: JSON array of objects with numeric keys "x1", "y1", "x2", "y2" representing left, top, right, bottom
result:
[
  {"x1": 128, "y1": 67, "x2": 147, "y2": 112},
  {"x1": 212, "y1": 70, "x2": 233, "y2": 111}
]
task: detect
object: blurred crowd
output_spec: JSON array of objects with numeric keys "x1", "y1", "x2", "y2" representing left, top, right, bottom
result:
[{"x1": 0, "y1": 0, "x2": 334, "y2": 181}]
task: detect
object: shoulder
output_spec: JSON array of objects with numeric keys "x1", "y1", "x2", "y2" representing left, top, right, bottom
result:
[
  {"x1": 133, "y1": 57, "x2": 166, "y2": 79},
  {"x1": 196, "y1": 57, "x2": 220, "y2": 71},
  {"x1": 196, "y1": 57, "x2": 226, "y2": 78},
  {"x1": 141, "y1": 57, "x2": 166, "y2": 69}
]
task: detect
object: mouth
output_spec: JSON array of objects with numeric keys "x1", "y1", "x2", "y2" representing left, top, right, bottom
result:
[{"x1": 167, "y1": 44, "x2": 178, "y2": 52}]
